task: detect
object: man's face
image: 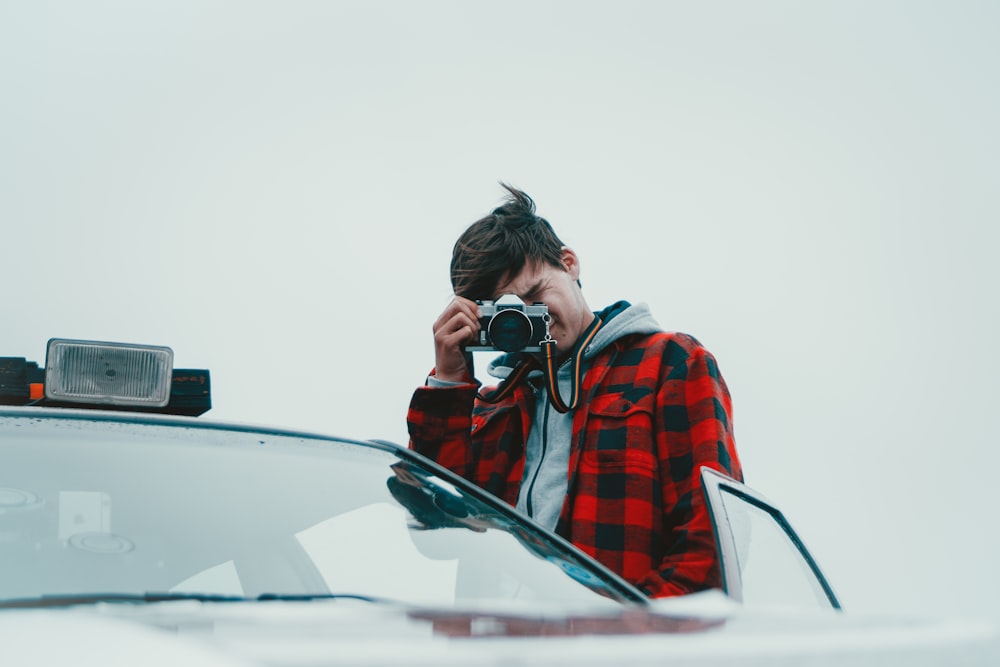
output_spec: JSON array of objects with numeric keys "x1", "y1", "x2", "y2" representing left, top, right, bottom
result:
[{"x1": 492, "y1": 248, "x2": 592, "y2": 355}]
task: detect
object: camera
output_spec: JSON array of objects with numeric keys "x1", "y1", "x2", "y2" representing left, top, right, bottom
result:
[{"x1": 467, "y1": 295, "x2": 550, "y2": 353}]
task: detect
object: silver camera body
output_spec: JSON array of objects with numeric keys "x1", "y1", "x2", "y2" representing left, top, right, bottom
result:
[{"x1": 467, "y1": 295, "x2": 550, "y2": 353}]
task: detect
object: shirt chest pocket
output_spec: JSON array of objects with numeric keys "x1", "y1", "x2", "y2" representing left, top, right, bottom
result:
[{"x1": 581, "y1": 391, "x2": 657, "y2": 472}]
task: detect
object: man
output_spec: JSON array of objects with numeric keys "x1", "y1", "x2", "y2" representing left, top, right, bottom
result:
[{"x1": 407, "y1": 184, "x2": 742, "y2": 597}]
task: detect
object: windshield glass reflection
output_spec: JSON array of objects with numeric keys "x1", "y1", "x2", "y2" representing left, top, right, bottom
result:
[{"x1": 0, "y1": 415, "x2": 627, "y2": 608}]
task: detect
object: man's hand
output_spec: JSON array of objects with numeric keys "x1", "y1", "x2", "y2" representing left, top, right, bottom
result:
[{"x1": 432, "y1": 297, "x2": 481, "y2": 383}]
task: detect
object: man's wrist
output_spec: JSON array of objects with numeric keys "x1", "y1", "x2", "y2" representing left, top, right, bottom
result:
[
  {"x1": 427, "y1": 369, "x2": 476, "y2": 387},
  {"x1": 427, "y1": 375, "x2": 467, "y2": 388}
]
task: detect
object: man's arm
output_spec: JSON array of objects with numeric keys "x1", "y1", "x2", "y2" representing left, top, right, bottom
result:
[
  {"x1": 431, "y1": 297, "x2": 481, "y2": 383},
  {"x1": 407, "y1": 376, "x2": 530, "y2": 506},
  {"x1": 407, "y1": 378, "x2": 480, "y2": 475},
  {"x1": 407, "y1": 296, "x2": 484, "y2": 475}
]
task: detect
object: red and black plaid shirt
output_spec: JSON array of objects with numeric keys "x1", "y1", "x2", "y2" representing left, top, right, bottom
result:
[{"x1": 407, "y1": 331, "x2": 742, "y2": 598}]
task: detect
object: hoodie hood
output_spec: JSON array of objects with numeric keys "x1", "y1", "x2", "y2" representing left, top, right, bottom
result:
[{"x1": 584, "y1": 301, "x2": 661, "y2": 360}]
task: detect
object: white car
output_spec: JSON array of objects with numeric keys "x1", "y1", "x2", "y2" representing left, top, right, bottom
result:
[{"x1": 0, "y1": 340, "x2": 996, "y2": 666}]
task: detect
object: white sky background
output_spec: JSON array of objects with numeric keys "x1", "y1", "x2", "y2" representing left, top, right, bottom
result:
[{"x1": 3, "y1": 0, "x2": 998, "y2": 625}]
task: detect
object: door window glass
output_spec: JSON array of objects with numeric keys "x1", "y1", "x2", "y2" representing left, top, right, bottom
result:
[{"x1": 720, "y1": 487, "x2": 837, "y2": 610}]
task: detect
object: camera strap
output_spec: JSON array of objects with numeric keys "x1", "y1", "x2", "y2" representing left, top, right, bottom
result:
[
  {"x1": 474, "y1": 354, "x2": 540, "y2": 405},
  {"x1": 474, "y1": 315, "x2": 603, "y2": 413},
  {"x1": 541, "y1": 315, "x2": 603, "y2": 413}
]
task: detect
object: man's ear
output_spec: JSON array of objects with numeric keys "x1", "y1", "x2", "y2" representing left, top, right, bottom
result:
[{"x1": 560, "y1": 247, "x2": 581, "y2": 281}]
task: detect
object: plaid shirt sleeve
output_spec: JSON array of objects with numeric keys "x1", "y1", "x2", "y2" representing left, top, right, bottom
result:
[
  {"x1": 407, "y1": 375, "x2": 528, "y2": 504},
  {"x1": 407, "y1": 377, "x2": 478, "y2": 474}
]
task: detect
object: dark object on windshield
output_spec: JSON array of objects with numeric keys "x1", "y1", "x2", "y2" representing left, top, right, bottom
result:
[{"x1": 387, "y1": 476, "x2": 473, "y2": 531}]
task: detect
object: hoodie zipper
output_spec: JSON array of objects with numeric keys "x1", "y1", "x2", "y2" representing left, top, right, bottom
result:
[{"x1": 524, "y1": 394, "x2": 551, "y2": 519}]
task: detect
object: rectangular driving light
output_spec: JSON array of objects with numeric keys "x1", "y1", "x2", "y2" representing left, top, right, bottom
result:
[{"x1": 44, "y1": 339, "x2": 174, "y2": 408}]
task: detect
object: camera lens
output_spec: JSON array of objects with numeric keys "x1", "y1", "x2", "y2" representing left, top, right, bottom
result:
[{"x1": 488, "y1": 310, "x2": 533, "y2": 352}]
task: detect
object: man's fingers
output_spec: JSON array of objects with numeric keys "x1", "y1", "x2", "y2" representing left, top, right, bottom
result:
[
  {"x1": 436, "y1": 314, "x2": 477, "y2": 346},
  {"x1": 434, "y1": 297, "x2": 480, "y2": 330},
  {"x1": 431, "y1": 298, "x2": 482, "y2": 382},
  {"x1": 434, "y1": 302, "x2": 479, "y2": 341}
]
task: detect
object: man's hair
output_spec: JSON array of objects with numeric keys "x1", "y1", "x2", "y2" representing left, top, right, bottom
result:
[{"x1": 450, "y1": 184, "x2": 566, "y2": 300}]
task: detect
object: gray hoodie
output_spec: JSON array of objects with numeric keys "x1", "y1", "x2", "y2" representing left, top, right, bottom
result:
[{"x1": 487, "y1": 301, "x2": 662, "y2": 531}]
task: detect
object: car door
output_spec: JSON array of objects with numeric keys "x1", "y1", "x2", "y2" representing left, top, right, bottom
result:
[{"x1": 700, "y1": 467, "x2": 842, "y2": 610}]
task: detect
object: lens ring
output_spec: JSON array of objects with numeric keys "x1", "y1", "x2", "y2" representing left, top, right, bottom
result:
[{"x1": 488, "y1": 310, "x2": 533, "y2": 352}]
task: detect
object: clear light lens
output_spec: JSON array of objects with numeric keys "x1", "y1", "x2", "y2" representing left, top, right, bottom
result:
[{"x1": 45, "y1": 339, "x2": 174, "y2": 407}]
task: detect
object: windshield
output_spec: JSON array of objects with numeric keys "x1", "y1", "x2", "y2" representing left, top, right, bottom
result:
[{"x1": 0, "y1": 412, "x2": 635, "y2": 608}]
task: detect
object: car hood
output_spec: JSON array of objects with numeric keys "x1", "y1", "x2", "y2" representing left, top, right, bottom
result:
[{"x1": 1, "y1": 592, "x2": 997, "y2": 667}]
